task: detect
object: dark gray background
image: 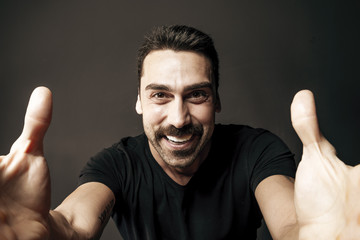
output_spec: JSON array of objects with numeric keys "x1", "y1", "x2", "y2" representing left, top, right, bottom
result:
[{"x1": 0, "y1": 1, "x2": 359, "y2": 239}]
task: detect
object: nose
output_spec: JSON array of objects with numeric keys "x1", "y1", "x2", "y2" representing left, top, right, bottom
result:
[{"x1": 167, "y1": 98, "x2": 191, "y2": 129}]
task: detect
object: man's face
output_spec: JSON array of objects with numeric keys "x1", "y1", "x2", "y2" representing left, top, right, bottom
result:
[{"x1": 136, "y1": 50, "x2": 221, "y2": 169}]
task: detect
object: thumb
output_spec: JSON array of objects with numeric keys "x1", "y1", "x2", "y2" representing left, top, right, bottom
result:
[
  {"x1": 11, "y1": 87, "x2": 53, "y2": 154},
  {"x1": 291, "y1": 90, "x2": 322, "y2": 146}
]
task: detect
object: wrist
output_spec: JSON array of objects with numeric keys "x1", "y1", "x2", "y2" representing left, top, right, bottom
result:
[
  {"x1": 47, "y1": 210, "x2": 84, "y2": 240},
  {"x1": 278, "y1": 222, "x2": 299, "y2": 240}
]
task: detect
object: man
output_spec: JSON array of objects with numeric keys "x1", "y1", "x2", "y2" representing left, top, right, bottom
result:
[{"x1": 0, "y1": 25, "x2": 359, "y2": 240}]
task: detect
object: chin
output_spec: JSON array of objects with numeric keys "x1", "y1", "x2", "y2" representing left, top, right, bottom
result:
[{"x1": 163, "y1": 156, "x2": 197, "y2": 169}]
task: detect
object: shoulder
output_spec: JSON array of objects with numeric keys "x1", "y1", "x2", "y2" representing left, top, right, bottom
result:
[
  {"x1": 214, "y1": 124, "x2": 269, "y2": 136},
  {"x1": 112, "y1": 133, "x2": 147, "y2": 152},
  {"x1": 91, "y1": 133, "x2": 148, "y2": 161},
  {"x1": 84, "y1": 134, "x2": 149, "y2": 177},
  {"x1": 79, "y1": 133, "x2": 148, "y2": 189},
  {"x1": 214, "y1": 124, "x2": 292, "y2": 161},
  {"x1": 209, "y1": 124, "x2": 279, "y2": 171},
  {"x1": 211, "y1": 124, "x2": 295, "y2": 184},
  {"x1": 213, "y1": 124, "x2": 279, "y2": 148}
]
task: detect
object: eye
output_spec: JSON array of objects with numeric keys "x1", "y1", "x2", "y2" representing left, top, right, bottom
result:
[
  {"x1": 187, "y1": 90, "x2": 209, "y2": 103},
  {"x1": 153, "y1": 92, "x2": 166, "y2": 99},
  {"x1": 150, "y1": 92, "x2": 171, "y2": 104},
  {"x1": 191, "y1": 91, "x2": 206, "y2": 98}
]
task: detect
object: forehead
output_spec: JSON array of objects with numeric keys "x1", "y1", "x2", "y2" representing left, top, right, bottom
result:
[{"x1": 140, "y1": 50, "x2": 211, "y2": 88}]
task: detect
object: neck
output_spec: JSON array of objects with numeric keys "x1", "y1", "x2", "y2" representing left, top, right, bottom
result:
[{"x1": 162, "y1": 159, "x2": 205, "y2": 186}]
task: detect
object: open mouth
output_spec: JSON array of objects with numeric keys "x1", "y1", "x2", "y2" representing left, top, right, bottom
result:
[{"x1": 165, "y1": 134, "x2": 193, "y2": 144}]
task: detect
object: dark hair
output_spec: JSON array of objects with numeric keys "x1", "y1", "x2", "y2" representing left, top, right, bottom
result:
[{"x1": 137, "y1": 25, "x2": 219, "y2": 97}]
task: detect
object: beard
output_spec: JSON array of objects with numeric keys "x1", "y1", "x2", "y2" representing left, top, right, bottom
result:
[{"x1": 147, "y1": 123, "x2": 210, "y2": 169}]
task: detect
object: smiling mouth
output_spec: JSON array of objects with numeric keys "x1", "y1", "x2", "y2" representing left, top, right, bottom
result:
[{"x1": 165, "y1": 134, "x2": 193, "y2": 144}]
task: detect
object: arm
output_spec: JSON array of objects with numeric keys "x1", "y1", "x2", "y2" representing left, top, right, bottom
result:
[
  {"x1": 255, "y1": 175, "x2": 299, "y2": 240},
  {"x1": 48, "y1": 182, "x2": 115, "y2": 240}
]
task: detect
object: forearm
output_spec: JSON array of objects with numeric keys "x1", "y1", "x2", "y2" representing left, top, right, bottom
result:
[
  {"x1": 47, "y1": 210, "x2": 98, "y2": 240},
  {"x1": 47, "y1": 183, "x2": 114, "y2": 240}
]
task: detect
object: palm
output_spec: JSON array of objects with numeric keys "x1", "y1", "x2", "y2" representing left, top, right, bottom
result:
[
  {"x1": 0, "y1": 87, "x2": 52, "y2": 240},
  {"x1": 291, "y1": 90, "x2": 360, "y2": 240}
]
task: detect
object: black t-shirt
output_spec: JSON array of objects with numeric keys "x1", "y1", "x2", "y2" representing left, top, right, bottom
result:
[{"x1": 79, "y1": 124, "x2": 296, "y2": 240}]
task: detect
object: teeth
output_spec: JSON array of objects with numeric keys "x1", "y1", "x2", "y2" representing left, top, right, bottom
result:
[{"x1": 166, "y1": 134, "x2": 192, "y2": 143}]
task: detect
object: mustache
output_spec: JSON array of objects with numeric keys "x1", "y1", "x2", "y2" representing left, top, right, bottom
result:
[{"x1": 155, "y1": 124, "x2": 203, "y2": 138}]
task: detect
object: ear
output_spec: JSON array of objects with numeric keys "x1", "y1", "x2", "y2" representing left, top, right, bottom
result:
[{"x1": 135, "y1": 94, "x2": 143, "y2": 114}]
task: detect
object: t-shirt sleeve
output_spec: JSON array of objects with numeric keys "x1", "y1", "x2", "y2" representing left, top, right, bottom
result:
[
  {"x1": 248, "y1": 130, "x2": 296, "y2": 192},
  {"x1": 78, "y1": 146, "x2": 124, "y2": 197}
]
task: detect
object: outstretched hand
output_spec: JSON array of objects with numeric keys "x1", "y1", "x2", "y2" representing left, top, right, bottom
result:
[
  {"x1": 0, "y1": 87, "x2": 52, "y2": 240},
  {"x1": 291, "y1": 90, "x2": 360, "y2": 240}
]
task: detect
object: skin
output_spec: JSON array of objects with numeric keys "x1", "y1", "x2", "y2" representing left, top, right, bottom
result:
[
  {"x1": 136, "y1": 50, "x2": 221, "y2": 185},
  {"x1": 0, "y1": 88, "x2": 114, "y2": 240},
  {"x1": 257, "y1": 91, "x2": 360, "y2": 240},
  {"x1": 0, "y1": 51, "x2": 359, "y2": 239},
  {"x1": 290, "y1": 91, "x2": 360, "y2": 240}
]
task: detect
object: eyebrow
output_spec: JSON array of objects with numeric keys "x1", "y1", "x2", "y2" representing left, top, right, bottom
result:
[
  {"x1": 145, "y1": 82, "x2": 213, "y2": 92},
  {"x1": 145, "y1": 83, "x2": 170, "y2": 91},
  {"x1": 184, "y1": 82, "x2": 213, "y2": 92}
]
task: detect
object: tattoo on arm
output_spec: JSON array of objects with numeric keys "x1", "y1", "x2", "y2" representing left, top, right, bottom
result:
[{"x1": 98, "y1": 199, "x2": 115, "y2": 225}]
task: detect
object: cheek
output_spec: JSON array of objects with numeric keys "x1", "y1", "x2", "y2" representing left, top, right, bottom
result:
[
  {"x1": 189, "y1": 105, "x2": 216, "y2": 125},
  {"x1": 143, "y1": 105, "x2": 166, "y2": 124}
]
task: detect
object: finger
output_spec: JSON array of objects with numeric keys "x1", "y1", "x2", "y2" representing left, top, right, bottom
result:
[
  {"x1": 290, "y1": 89, "x2": 322, "y2": 146},
  {"x1": 11, "y1": 87, "x2": 53, "y2": 154}
]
